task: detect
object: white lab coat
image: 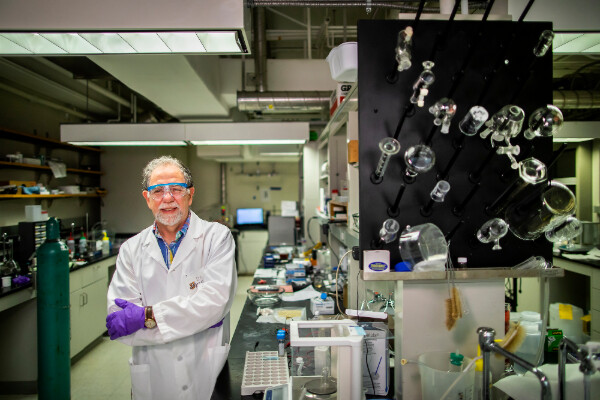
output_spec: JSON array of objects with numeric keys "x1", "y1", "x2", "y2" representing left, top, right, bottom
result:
[{"x1": 107, "y1": 212, "x2": 237, "y2": 400}]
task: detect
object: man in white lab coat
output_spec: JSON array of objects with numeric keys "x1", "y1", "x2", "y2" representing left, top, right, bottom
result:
[{"x1": 106, "y1": 156, "x2": 237, "y2": 400}]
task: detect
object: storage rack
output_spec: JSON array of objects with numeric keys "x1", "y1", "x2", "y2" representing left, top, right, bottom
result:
[{"x1": 358, "y1": 19, "x2": 554, "y2": 269}]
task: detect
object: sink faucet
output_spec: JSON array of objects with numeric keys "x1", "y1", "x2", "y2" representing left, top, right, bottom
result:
[
  {"x1": 559, "y1": 337, "x2": 599, "y2": 400},
  {"x1": 477, "y1": 327, "x2": 551, "y2": 400}
]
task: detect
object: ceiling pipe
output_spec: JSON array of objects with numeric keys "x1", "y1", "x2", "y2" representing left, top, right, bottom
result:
[
  {"x1": 253, "y1": 7, "x2": 268, "y2": 93},
  {"x1": 0, "y1": 58, "x2": 114, "y2": 114},
  {"x1": 237, "y1": 90, "x2": 330, "y2": 112},
  {"x1": 248, "y1": 0, "x2": 454, "y2": 11},
  {"x1": 0, "y1": 81, "x2": 95, "y2": 120},
  {"x1": 553, "y1": 90, "x2": 600, "y2": 109}
]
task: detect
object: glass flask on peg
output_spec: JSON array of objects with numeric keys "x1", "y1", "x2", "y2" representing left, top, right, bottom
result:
[
  {"x1": 545, "y1": 216, "x2": 582, "y2": 243},
  {"x1": 533, "y1": 30, "x2": 555, "y2": 57},
  {"x1": 477, "y1": 218, "x2": 509, "y2": 250},
  {"x1": 479, "y1": 105, "x2": 525, "y2": 141},
  {"x1": 496, "y1": 143, "x2": 521, "y2": 169},
  {"x1": 379, "y1": 218, "x2": 401, "y2": 244},
  {"x1": 523, "y1": 105, "x2": 564, "y2": 140},
  {"x1": 371, "y1": 137, "x2": 401, "y2": 184},
  {"x1": 404, "y1": 144, "x2": 436, "y2": 179},
  {"x1": 429, "y1": 98, "x2": 457, "y2": 134},
  {"x1": 459, "y1": 106, "x2": 489, "y2": 136},
  {"x1": 399, "y1": 223, "x2": 448, "y2": 271},
  {"x1": 430, "y1": 180, "x2": 451, "y2": 202},
  {"x1": 410, "y1": 61, "x2": 435, "y2": 107},
  {"x1": 505, "y1": 181, "x2": 576, "y2": 241},
  {"x1": 395, "y1": 26, "x2": 413, "y2": 72}
]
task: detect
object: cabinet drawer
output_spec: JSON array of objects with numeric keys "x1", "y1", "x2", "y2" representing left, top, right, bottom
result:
[
  {"x1": 592, "y1": 309, "x2": 600, "y2": 336},
  {"x1": 592, "y1": 269, "x2": 600, "y2": 290}
]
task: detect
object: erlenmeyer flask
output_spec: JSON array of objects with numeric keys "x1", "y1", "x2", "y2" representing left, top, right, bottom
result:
[
  {"x1": 404, "y1": 145, "x2": 436, "y2": 178},
  {"x1": 429, "y1": 98, "x2": 457, "y2": 134},
  {"x1": 505, "y1": 181, "x2": 576, "y2": 241},
  {"x1": 523, "y1": 105, "x2": 564, "y2": 140}
]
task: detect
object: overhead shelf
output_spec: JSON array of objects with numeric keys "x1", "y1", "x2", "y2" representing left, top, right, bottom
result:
[
  {"x1": 318, "y1": 84, "x2": 358, "y2": 148},
  {"x1": 0, "y1": 127, "x2": 102, "y2": 153},
  {"x1": 0, "y1": 161, "x2": 103, "y2": 176}
]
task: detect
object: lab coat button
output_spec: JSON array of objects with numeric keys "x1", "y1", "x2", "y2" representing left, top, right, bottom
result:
[
  {"x1": 177, "y1": 355, "x2": 183, "y2": 361},
  {"x1": 182, "y1": 385, "x2": 188, "y2": 391}
]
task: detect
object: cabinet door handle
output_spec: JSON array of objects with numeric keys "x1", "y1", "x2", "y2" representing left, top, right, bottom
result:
[
  {"x1": 83, "y1": 292, "x2": 88, "y2": 306},
  {"x1": 79, "y1": 293, "x2": 85, "y2": 307}
]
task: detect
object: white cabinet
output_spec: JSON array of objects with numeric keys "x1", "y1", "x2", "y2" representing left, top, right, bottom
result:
[
  {"x1": 236, "y1": 230, "x2": 268, "y2": 275},
  {"x1": 69, "y1": 256, "x2": 115, "y2": 357}
]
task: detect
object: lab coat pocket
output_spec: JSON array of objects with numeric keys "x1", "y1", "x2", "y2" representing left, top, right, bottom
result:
[
  {"x1": 208, "y1": 344, "x2": 230, "y2": 382},
  {"x1": 129, "y1": 358, "x2": 152, "y2": 400}
]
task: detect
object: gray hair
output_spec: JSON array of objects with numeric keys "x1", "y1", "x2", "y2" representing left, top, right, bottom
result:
[{"x1": 141, "y1": 156, "x2": 194, "y2": 189}]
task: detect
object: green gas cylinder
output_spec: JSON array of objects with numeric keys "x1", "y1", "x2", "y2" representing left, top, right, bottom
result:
[{"x1": 36, "y1": 217, "x2": 70, "y2": 399}]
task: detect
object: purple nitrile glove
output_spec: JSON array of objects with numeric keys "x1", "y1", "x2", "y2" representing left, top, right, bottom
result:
[
  {"x1": 106, "y1": 298, "x2": 146, "y2": 340},
  {"x1": 13, "y1": 275, "x2": 30, "y2": 285}
]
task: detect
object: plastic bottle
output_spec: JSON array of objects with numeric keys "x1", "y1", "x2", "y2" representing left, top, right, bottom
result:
[
  {"x1": 448, "y1": 352, "x2": 464, "y2": 372},
  {"x1": 101, "y1": 230, "x2": 110, "y2": 256},
  {"x1": 66, "y1": 232, "x2": 75, "y2": 259},
  {"x1": 78, "y1": 231, "x2": 87, "y2": 258},
  {"x1": 276, "y1": 329, "x2": 286, "y2": 357}
]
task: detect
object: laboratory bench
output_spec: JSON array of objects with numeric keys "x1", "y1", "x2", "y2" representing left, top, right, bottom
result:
[{"x1": 212, "y1": 268, "x2": 392, "y2": 400}]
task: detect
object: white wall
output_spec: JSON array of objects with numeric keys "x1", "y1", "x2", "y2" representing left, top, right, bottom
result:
[
  {"x1": 225, "y1": 161, "x2": 299, "y2": 221},
  {"x1": 100, "y1": 146, "x2": 221, "y2": 234}
]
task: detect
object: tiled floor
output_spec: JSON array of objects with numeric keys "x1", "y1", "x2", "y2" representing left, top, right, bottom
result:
[{"x1": 0, "y1": 275, "x2": 253, "y2": 400}]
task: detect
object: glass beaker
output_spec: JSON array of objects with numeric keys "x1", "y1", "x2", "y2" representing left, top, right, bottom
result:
[
  {"x1": 459, "y1": 106, "x2": 489, "y2": 136},
  {"x1": 476, "y1": 218, "x2": 509, "y2": 250},
  {"x1": 430, "y1": 180, "x2": 451, "y2": 202},
  {"x1": 379, "y1": 218, "x2": 400, "y2": 244},
  {"x1": 523, "y1": 105, "x2": 564, "y2": 140},
  {"x1": 505, "y1": 181, "x2": 576, "y2": 241},
  {"x1": 398, "y1": 223, "x2": 447, "y2": 271},
  {"x1": 404, "y1": 144, "x2": 436, "y2": 178}
]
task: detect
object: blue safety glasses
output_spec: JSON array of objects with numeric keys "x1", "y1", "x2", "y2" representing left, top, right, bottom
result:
[{"x1": 146, "y1": 183, "x2": 188, "y2": 200}]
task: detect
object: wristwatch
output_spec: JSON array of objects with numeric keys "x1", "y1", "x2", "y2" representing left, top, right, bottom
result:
[{"x1": 144, "y1": 306, "x2": 157, "y2": 329}]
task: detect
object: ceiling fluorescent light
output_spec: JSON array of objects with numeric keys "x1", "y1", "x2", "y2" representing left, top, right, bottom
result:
[
  {"x1": 553, "y1": 33, "x2": 600, "y2": 53},
  {"x1": 61, "y1": 123, "x2": 187, "y2": 146},
  {"x1": 186, "y1": 122, "x2": 309, "y2": 145},
  {"x1": 0, "y1": 31, "x2": 244, "y2": 55}
]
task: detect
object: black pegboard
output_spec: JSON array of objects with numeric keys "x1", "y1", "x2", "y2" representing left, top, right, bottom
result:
[{"x1": 358, "y1": 19, "x2": 554, "y2": 269}]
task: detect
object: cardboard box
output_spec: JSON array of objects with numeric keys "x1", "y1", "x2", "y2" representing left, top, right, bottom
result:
[
  {"x1": 348, "y1": 140, "x2": 359, "y2": 164},
  {"x1": 329, "y1": 83, "x2": 354, "y2": 116},
  {"x1": 361, "y1": 322, "x2": 390, "y2": 395}
]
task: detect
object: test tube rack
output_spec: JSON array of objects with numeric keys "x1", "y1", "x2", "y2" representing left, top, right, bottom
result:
[{"x1": 241, "y1": 351, "x2": 289, "y2": 396}]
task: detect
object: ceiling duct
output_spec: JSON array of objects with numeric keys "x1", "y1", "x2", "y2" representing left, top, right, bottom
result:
[
  {"x1": 553, "y1": 90, "x2": 600, "y2": 109},
  {"x1": 238, "y1": 5, "x2": 330, "y2": 113}
]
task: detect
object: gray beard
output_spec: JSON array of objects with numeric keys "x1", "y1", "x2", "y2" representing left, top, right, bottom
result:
[{"x1": 155, "y1": 207, "x2": 183, "y2": 227}]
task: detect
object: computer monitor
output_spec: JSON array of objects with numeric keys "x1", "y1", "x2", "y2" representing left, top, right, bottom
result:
[
  {"x1": 268, "y1": 216, "x2": 296, "y2": 246},
  {"x1": 236, "y1": 208, "x2": 264, "y2": 226}
]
